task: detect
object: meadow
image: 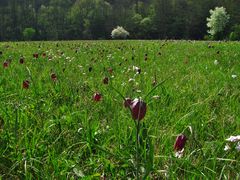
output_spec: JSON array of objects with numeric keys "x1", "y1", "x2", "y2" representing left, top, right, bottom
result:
[{"x1": 0, "y1": 40, "x2": 239, "y2": 179}]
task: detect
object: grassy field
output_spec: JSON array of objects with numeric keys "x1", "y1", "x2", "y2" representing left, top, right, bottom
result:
[{"x1": 0, "y1": 40, "x2": 239, "y2": 179}]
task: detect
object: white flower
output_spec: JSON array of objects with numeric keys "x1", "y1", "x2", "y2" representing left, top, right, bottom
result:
[
  {"x1": 224, "y1": 144, "x2": 231, "y2": 151},
  {"x1": 128, "y1": 78, "x2": 135, "y2": 83},
  {"x1": 232, "y1": 74, "x2": 237, "y2": 79},
  {"x1": 235, "y1": 142, "x2": 240, "y2": 152},
  {"x1": 77, "y1": 128, "x2": 83, "y2": 133},
  {"x1": 94, "y1": 129, "x2": 101, "y2": 135},
  {"x1": 175, "y1": 148, "x2": 184, "y2": 158},
  {"x1": 214, "y1": 60, "x2": 219, "y2": 65},
  {"x1": 133, "y1": 66, "x2": 141, "y2": 74},
  {"x1": 152, "y1": 95, "x2": 160, "y2": 99},
  {"x1": 127, "y1": 67, "x2": 131, "y2": 72},
  {"x1": 226, "y1": 135, "x2": 240, "y2": 142}
]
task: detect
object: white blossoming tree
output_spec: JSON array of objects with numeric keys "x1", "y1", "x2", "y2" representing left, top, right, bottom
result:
[
  {"x1": 111, "y1": 26, "x2": 129, "y2": 39},
  {"x1": 206, "y1": 7, "x2": 230, "y2": 39}
]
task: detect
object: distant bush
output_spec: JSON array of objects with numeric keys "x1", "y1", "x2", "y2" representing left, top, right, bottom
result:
[
  {"x1": 140, "y1": 17, "x2": 151, "y2": 28},
  {"x1": 132, "y1": 14, "x2": 142, "y2": 26},
  {"x1": 229, "y1": 32, "x2": 237, "y2": 41},
  {"x1": 23, "y1": 28, "x2": 36, "y2": 41},
  {"x1": 140, "y1": 17, "x2": 152, "y2": 38},
  {"x1": 111, "y1": 26, "x2": 129, "y2": 39},
  {"x1": 206, "y1": 7, "x2": 230, "y2": 39},
  {"x1": 203, "y1": 35, "x2": 212, "y2": 41},
  {"x1": 229, "y1": 24, "x2": 240, "y2": 41}
]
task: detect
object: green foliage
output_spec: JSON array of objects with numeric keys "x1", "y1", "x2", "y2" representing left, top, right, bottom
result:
[
  {"x1": 0, "y1": 0, "x2": 240, "y2": 40},
  {"x1": 203, "y1": 35, "x2": 212, "y2": 40},
  {"x1": 229, "y1": 24, "x2": 240, "y2": 41},
  {"x1": 132, "y1": 13, "x2": 143, "y2": 25},
  {"x1": 206, "y1": 7, "x2": 230, "y2": 38},
  {"x1": 38, "y1": 2, "x2": 69, "y2": 40},
  {"x1": 68, "y1": 0, "x2": 112, "y2": 39},
  {"x1": 140, "y1": 17, "x2": 153, "y2": 38},
  {"x1": 22, "y1": 28, "x2": 36, "y2": 40},
  {"x1": 126, "y1": 13, "x2": 143, "y2": 38},
  {"x1": 229, "y1": 32, "x2": 237, "y2": 41},
  {"x1": 140, "y1": 17, "x2": 151, "y2": 27}
]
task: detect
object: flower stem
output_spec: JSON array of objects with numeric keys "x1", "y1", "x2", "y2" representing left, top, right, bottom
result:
[{"x1": 136, "y1": 120, "x2": 140, "y2": 180}]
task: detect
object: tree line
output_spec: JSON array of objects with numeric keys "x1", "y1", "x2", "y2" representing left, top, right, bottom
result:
[{"x1": 0, "y1": 0, "x2": 240, "y2": 41}]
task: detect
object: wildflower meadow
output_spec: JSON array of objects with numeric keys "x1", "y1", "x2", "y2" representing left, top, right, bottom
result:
[{"x1": 0, "y1": 40, "x2": 239, "y2": 179}]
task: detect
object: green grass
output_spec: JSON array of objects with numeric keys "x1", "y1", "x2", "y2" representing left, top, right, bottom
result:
[{"x1": 0, "y1": 40, "x2": 239, "y2": 179}]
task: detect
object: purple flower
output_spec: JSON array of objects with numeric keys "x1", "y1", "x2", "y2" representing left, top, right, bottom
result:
[{"x1": 174, "y1": 134, "x2": 187, "y2": 151}]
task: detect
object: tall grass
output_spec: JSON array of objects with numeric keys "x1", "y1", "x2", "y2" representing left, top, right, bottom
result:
[{"x1": 0, "y1": 40, "x2": 239, "y2": 179}]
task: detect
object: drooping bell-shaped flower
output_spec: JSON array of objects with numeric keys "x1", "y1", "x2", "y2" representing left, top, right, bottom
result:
[
  {"x1": 130, "y1": 98, "x2": 147, "y2": 121},
  {"x1": 22, "y1": 80, "x2": 30, "y2": 89},
  {"x1": 174, "y1": 134, "x2": 187, "y2": 151},
  {"x1": 93, "y1": 92, "x2": 102, "y2": 102}
]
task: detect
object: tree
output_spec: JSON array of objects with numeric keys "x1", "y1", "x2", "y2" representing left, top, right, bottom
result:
[
  {"x1": 206, "y1": 6, "x2": 230, "y2": 39},
  {"x1": 23, "y1": 27, "x2": 36, "y2": 40},
  {"x1": 37, "y1": 0, "x2": 72, "y2": 40},
  {"x1": 127, "y1": 13, "x2": 142, "y2": 38},
  {"x1": 1, "y1": 0, "x2": 240, "y2": 40},
  {"x1": 68, "y1": 0, "x2": 112, "y2": 39},
  {"x1": 140, "y1": 17, "x2": 153, "y2": 38},
  {"x1": 170, "y1": 0, "x2": 188, "y2": 39},
  {"x1": 151, "y1": 0, "x2": 173, "y2": 39},
  {"x1": 229, "y1": 24, "x2": 240, "y2": 40}
]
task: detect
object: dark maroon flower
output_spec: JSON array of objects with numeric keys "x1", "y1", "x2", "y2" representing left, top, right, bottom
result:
[
  {"x1": 108, "y1": 68, "x2": 113, "y2": 74},
  {"x1": 103, "y1": 77, "x2": 109, "y2": 85},
  {"x1": 20, "y1": 57, "x2": 24, "y2": 64},
  {"x1": 93, "y1": 92, "x2": 102, "y2": 102},
  {"x1": 137, "y1": 68, "x2": 141, "y2": 74},
  {"x1": 89, "y1": 67, "x2": 93, "y2": 72},
  {"x1": 124, "y1": 98, "x2": 132, "y2": 108},
  {"x1": 51, "y1": 73, "x2": 57, "y2": 81},
  {"x1": 33, "y1": 53, "x2": 38, "y2": 58},
  {"x1": 3, "y1": 61, "x2": 9, "y2": 68},
  {"x1": 174, "y1": 134, "x2": 187, "y2": 151},
  {"x1": 22, "y1": 80, "x2": 30, "y2": 89},
  {"x1": 49, "y1": 56, "x2": 53, "y2": 61},
  {"x1": 130, "y1": 98, "x2": 147, "y2": 121},
  {"x1": 42, "y1": 53, "x2": 46, "y2": 58}
]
